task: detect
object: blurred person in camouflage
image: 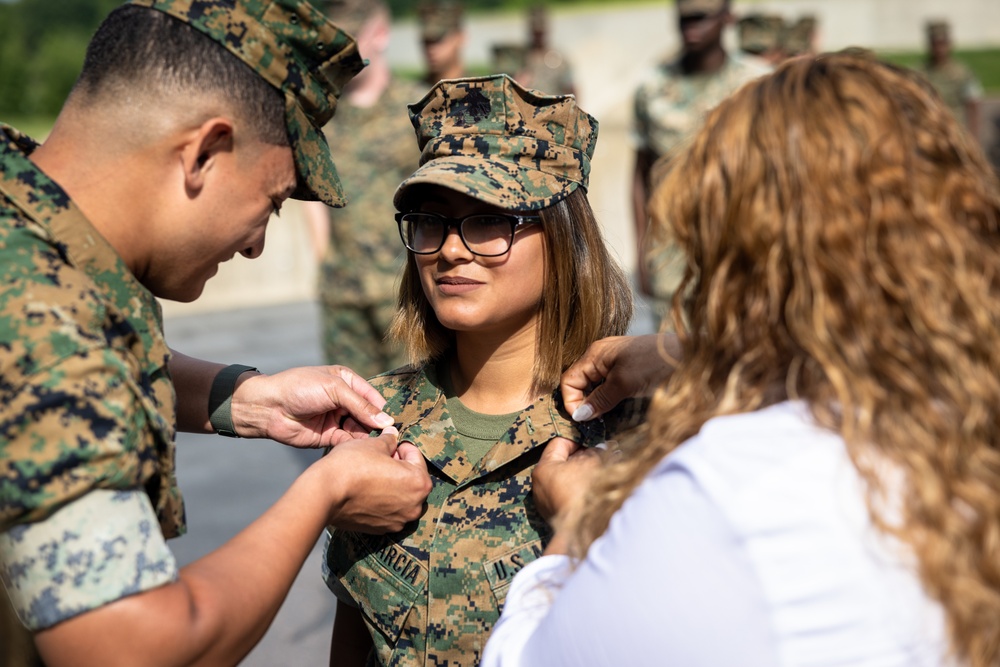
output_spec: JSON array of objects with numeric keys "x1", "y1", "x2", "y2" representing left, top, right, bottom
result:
[
  {"x1": 303, "y1": 0, "x2": 423, "y2": 379},
  {"x1": 782, "y1": 14, "x2": 819, "y2": 58},
  {"x1": 518, "y1": 4, "x2": 576, "y2": 97},
  {"x1": 322, "y1": 74, "x2": 646, "y2": 667},
  {"x1": 492, "y1": 42, "x2": 528, "y2": 79},
  {"x1": 737, "y1": 12, "x2": 786, "y2": 66},
  {"x1": 0, "y1": 2, "x2": 432, "y2": 665},
  {"x1": 921, "y1": 19, "x2": 982, "y2": 131},
  {"x1": 631, "y1": 0, "x2": 768, "y2": 331},
  {"x1": 418, "y1": 0, "x2": 466, "y2": 86}
]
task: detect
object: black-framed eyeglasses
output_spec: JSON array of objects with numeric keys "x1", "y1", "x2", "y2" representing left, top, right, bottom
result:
[{"x1": 395, "y1": 211, "x2": 542, "y2": 257}]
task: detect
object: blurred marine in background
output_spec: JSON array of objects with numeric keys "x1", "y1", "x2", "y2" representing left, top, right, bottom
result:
[
  {"x1": 418, "y1": 0, "x2": 466, "y2": 86},
  {"x1": 631, "y1": 0, "x2": 768, "y2": 331},
  {"x1": 519, "y1": 4, "x2": 576, "y2": 97},
  {"x1": 920, "y1": 19, "x2": 982, "y2": 132},
  {"x1": 305, "y1": 0, "x2": 423, "y2": 378}
]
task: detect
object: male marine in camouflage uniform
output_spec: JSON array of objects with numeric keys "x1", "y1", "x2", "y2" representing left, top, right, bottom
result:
[
  {"x1": 418, "y1": 0, "x2": 466, "y2": 86},
  {"x1": 632, "y1": 0, "x2": 768, "y2": 330},
  {"x1": 518, "y1": 4, "x2": 576, "y2": 97},
  {"x1": 306, "y1": 0, "x2": 422, "y2": 378},
  {"x1": 920, "y1": 20, "x2": 983, "y2": 131},
  {"x1": 0, "y1": 2, "x2": 430, "y2": 664},
  {"x1": 324, "y1": 74, "x2": 646, "y2": 667}
]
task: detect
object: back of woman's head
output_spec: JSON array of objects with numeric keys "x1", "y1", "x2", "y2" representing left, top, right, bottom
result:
[
  {"x1": 651, "y1": 50, "x2": 1000, "y2": 404},
  {"x1": 587, "y1": 51, "x2": 1000, "y2": 665}
]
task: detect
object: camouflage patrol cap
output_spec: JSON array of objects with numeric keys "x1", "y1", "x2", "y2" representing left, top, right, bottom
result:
[
  {"x1": 738, "y1": 13, "x2": 785, "y2": 55},
  {"x1": 394, "y1": 74, "x2": 598, "y2": 212},
  {"x1": 130, "y1": 0, "x2": 365, "y2": 208},
  {"x1": 926, "y1": 20, "x2": 950, "y2": 43},
  {"x1": 418, "y1": 1, "x2": 464, "y2": 42},
  {"x1": 676, "y1": 0, "x2": 728, "y2": 18},
  {"x1": 782, "y1": 15, "x2": 817, "y2": 56}
]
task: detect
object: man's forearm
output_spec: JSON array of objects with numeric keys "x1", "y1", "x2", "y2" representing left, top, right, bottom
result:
[{"x1": 169, "y1": 350, "x2": 231, "y2": 433}]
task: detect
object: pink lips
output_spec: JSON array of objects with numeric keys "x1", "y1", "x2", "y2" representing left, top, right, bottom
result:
[{"x1": 436, "y1": 275, "x2": 483, "y2": 295}]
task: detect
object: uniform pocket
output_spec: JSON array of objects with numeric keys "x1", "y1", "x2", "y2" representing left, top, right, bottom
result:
[
  {"x1": 483, "y1": 539, "x2": 545, "y2": 610},
  {"x1": 327, "y1": 531, "x2": 427, "y2": 645}
]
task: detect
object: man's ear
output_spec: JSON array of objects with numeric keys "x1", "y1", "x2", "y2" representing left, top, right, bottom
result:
[{"x1": 180, "y1": 117, "x2": 234, "y2": 196}]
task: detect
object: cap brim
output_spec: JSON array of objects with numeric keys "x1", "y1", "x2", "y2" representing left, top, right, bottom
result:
[
  {"x1": 286, "y1": 95, "x2": 348, "y2": 208},
  {"x1": 393, "y1": 155, "x2": 581, "y2": 212}
]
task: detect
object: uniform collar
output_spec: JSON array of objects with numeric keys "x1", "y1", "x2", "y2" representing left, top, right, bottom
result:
[{"x1": 393, "y1": 364, "x2": 607, "y2": 486}]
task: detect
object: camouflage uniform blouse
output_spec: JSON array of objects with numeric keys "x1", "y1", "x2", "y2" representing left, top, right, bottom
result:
[
  {"x1": 0, "y1": 126, "x2": 184, "y2": 627},
  {"x1": 324, "y1": 363, "x2": 644, "y2": 667},
  {"x1": 920, "y1": 59, "x2": 983, "y2": 127}
]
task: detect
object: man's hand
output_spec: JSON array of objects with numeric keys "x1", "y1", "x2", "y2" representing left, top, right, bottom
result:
[
  {"x1": 533, "y1": 438, "x2": 602, "y2": 529},
  {"x1": 321, "y1": 430, "x2": 431, "y2": 533},
  {"x1": 231, "y1": 365, "x2": 394, "y2": 447},
  {"x1": 560, "y1": 334, "x2": 679, "y2": 423}
]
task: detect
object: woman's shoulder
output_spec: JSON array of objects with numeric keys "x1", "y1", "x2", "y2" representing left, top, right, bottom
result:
[{"x1": 664, "y1": 401, "x2": 849, "y2": 500}]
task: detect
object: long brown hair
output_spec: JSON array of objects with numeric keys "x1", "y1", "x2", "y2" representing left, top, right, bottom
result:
[
  {"x1": 389, "y1": 187, "x2": 633, "y2": 394},
  {"x1": 577, "y1": 51, "x2": 1000, "y2": 665}
]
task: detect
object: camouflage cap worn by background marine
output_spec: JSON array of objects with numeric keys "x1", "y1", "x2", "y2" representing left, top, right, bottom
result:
[
  {"x1": 418, "y1": 0, "x2": 463, "y2": 42},
  {"x1": 738, "y1": 13, "x2": 785, "y2": 55},
  {"x1": 393, "y1": 74, "x2": 598, "y2": 212},
  {"x1": 676, "y1": 0, "x2": 728, "y2": 18},
  {"x1": 130, "y1": 0, "x2": 365, "y2": 208},
  {"x1": 782, "y1": 14, "x2": 817, "y2": 57},
  {"x1": 926, "y1": 19, "x2": 951, "y2": 43}
]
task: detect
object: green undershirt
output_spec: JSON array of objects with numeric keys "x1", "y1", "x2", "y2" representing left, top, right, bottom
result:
[{"x1": 445, "y1": 395, "x2": 521, "y2": 465}]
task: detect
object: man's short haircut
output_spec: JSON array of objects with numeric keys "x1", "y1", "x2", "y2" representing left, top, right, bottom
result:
[{"x1": 74, "y1": 5, "x2": 287, "y2": 146}]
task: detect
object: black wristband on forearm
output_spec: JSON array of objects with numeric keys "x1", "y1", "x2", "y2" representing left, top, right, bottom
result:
[{"x1": 208, "y1": 364, "x2": 259, "y2": 437}]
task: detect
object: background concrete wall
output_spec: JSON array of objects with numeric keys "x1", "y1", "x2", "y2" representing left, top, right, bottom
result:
[{"x1": 161, "y1": 0, "x2": 998, "y2": 320}]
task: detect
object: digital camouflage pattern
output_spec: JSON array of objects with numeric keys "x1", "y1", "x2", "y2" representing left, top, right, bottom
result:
[
  {"x1": 1, "y1": 489, "x2": 178, "y2": 630},
  {"x1": 781, "y1": 15, "x2": 817, "y2": 57},
  {"x1": 324, "y1": 363, "x2": 646, "y2": 667},
  {"x1": 130, "y1": 0, "x2": 366, "y2": 208},
  {"x1": 632, "y1": 53, "x2": 768, "y2": 161},
  {"x1": 317, "y1": 80, "x2": 423, "y2": 376},
  {"x1": 921, "y1": 59, "x2": 983, "y2": 127},
  {"x1": 0, "y1": 126, "x2": 183, "y2": 541},
  {"x1": 394, "y1": 74, "x2": 598, "y2": 213},
  {"x1": 633, "y1": 54, "x2": 768, "y2": 320},
  {"x1": 738, "y1": 13, "x2": 785, "y2": 56}
]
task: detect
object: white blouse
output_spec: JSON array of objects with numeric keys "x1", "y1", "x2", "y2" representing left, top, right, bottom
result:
[{"x1": 482, "y1": 402, "x2": 951, "y2": 667}]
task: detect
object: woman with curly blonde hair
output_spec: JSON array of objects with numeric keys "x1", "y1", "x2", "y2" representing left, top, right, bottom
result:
[{"x1": 482, "y1": 50, "x2": 1000, "y2": 667}]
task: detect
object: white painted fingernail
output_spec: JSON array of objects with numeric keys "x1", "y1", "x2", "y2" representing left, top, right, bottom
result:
[{"x1": 572, "y1": 404, "x2": 594, "y2": 422}]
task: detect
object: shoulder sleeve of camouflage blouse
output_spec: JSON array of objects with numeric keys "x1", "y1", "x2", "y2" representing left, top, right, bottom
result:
[{"x1": 0, "y1": 489, "x2": 178, "y2": 631}]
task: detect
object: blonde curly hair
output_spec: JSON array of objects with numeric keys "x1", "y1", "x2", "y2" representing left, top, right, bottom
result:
[{"x1": 575, "y1": 51, "x2": 1000, "y2": 665}]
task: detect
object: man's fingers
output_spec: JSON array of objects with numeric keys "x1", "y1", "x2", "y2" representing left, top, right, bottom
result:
[
  {"x1": 331, "y1": 365, "x2": 388, "y2": 411},
  {"x1": 395, "y1": 442, "x2": 427, "y2": 468},
  {"x1": 323, "y1": 372, "x2": 394, "y2": 430},
  {"x1": 540, "y1": 437, "x2": 582, "y2": 464}
]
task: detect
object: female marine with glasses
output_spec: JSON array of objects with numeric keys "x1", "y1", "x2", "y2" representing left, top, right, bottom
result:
[{"x1": 322, "y1": 75, "x2": 644, "y2": 667}]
